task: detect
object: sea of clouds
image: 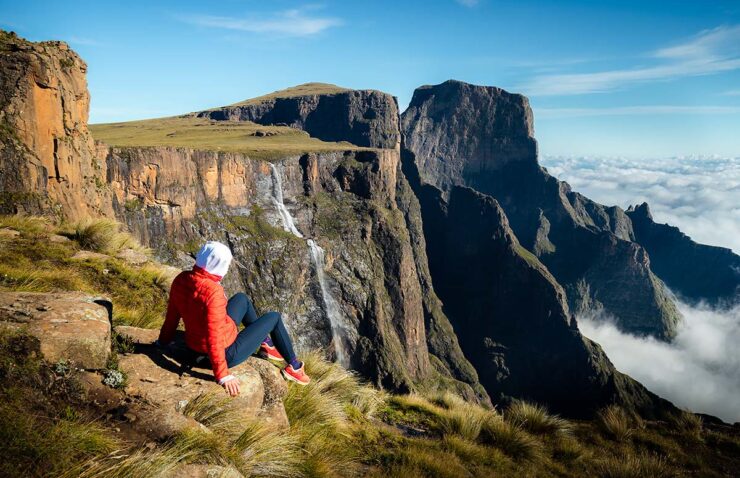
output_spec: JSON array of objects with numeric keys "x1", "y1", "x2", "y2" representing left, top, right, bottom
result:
[
  {"x1": 540, "y1": 155, "x2": 740, "y2": 422},
  {"x1": 540, "y1": 155, "x2": 739, "y2": 253},
  {"x1": 579, "y1": 303, "x2": 740, "y2": 423}
]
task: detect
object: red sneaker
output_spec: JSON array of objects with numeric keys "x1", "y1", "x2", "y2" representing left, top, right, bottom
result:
[
  {"x1": 258, "y1": 342, "x2": 285, "y2": 365},
  {"x1": 282, "y1": 363, "x2": 311, "y2": 385}
]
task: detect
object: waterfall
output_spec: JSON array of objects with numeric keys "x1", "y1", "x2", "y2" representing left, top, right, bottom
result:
[
  {"x1": 306, "y1": 239, "x2": 349, "y2": 367},
  {"x1": 269, "y1": 163, "x2": 303, "y2": 238},
  {"x1": 268, "y1": 163, "x2": 350, "y2": 367}
]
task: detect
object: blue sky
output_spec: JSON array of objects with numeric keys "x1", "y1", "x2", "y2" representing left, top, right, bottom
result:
[{"x1": 2, "y1": 0, "x2": 740, "y2": 157}]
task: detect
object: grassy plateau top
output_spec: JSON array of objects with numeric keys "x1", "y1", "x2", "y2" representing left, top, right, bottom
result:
[{"x1": 90, "y1": 116, "x2": 364, "y2": 160}]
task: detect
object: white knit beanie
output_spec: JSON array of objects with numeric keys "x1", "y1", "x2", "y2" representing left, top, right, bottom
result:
[{"x1": 195, "y1": 241, "x2": 233, "y2": 278}]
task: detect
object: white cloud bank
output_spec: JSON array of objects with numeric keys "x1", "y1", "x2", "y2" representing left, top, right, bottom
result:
[
  {"x1": 552, "y1": 155, "x2": 740, "y2": 421},
  {"x1": 541, "y1": 156, "x2": 740, "y2": 253},
  {"x1": 579, "y1": 301, "x2": 740, "y2": 423}
]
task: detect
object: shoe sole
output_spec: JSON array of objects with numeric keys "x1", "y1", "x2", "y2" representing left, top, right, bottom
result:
[
  {"x1": 281, "y1": 369, "x2": 310, "y2": 386},
  {"x1": 257, "y1": 351, "x2": 286, "y2": 366}
]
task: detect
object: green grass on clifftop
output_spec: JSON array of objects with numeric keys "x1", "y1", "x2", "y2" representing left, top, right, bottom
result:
[
  {"x1": 90, "y1": 116, "x2": 364, "y2": 160},
  {"x1": 230, "y1": 82, "x2": 349, "y2": 106}
]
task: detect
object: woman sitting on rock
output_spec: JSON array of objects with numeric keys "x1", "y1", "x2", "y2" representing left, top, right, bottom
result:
[{"x1": 157, "y1": 241, "x2": 310, "y2": 396}]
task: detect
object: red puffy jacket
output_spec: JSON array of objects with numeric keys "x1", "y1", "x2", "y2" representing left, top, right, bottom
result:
[{"x1": 158, "y1": 266, "x2": 237, "y2": 382}]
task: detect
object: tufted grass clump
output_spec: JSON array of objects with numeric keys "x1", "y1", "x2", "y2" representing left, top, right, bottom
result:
[
  {"x1": 670, "y1": 409, "x2": 703, "y2": 438},
  {"x1": 593, "y1": 451, "x2": 672, "y2": 478},
  {"x1": 479, "y1": 415, "x2": 545, "y2": 462},
  {"x1": 598, "y1": 405, "x2": 636, "y2": 442},
  {"x1": 68, "y1": 218, "x2": 146, "y2": 255},
  {"x1": 282, "y1": 350, "x2": 383, "y2": 476},
  {"x1": 0, "y1": 215, "x2": 49, "y2": 235},
  {"x1": 505, "y1": 401, "x2": 572, "y2": 436},
  {"x1": 431, "y1": 392, "x2": 491, "y2": 441}
]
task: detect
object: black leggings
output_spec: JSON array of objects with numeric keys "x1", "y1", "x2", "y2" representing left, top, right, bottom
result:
[{"x1": 224, "y1": 292, "x2": 297, "y2": 368}]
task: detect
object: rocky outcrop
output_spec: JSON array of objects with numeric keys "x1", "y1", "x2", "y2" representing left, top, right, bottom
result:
[
  {"x1": 402, "y1": 80, "x2": 681, "y2": 339},
  {"x1": 627, "y1": 203, "x2": 740, "y2": 306},
  {"x1": 402, "y1": 153, "x2": 674, "y2": 416},
  {"x1": 195, "y1": 85, "x2": 400, "y2": 149},
  {"x1": 0, "y1": 291, "x2": 111, "y2": 369},
  {"x1": 114, "y1": 326, "x2": 289, "y2": 430},
  {"x1": 0, "y1": 31, "x2": 111, "y2": 219}
]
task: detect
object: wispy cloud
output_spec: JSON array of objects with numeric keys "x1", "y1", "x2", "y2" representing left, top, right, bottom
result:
[
  {"x1": 455, "y1": 0, "x2": 480, "y2": 7},
  {"x1": 723, "y1": 89, "x2": 740, "y2": 96},
  {"x1": 67, "y1": 36, "x2": 103, "y2": 47},
  {"x1": 522, "y1": 25, "x2": 740, "y2": 96},
  {"x1": 536, "y1": 105, "x2": 740, "y2": 119},
  {"x1": 180, "y1": 7, "x2": 342, "y2": 37}
]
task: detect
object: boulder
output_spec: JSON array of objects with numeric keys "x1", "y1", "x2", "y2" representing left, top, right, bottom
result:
[
  {"x1": 0, "y1": 292, "x2": 111, "y2": 369},
  {"x1": 114, "y1": 326, "x2": 287, "y2": 427},
  {"x1": 119, "y1": 352, "x2": 265, "y2": 416},
  {"x1": 49, "y1": 234, "x2": 71, "y2": 243},
  {"x1": 116, "y1": 248, "x2": 150, "y2": 265},
  {"x1": 0, "y1": 228, "x2": 20, "y2": 238}
]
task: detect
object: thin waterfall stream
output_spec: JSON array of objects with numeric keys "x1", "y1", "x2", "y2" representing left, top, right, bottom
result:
[{"x1": 268, "y1": 163, "x2": 350, "y2": 367}]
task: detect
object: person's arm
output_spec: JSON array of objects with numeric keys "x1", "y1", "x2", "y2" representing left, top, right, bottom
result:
[
  {"x1": 158, "y1": 283, "x2": 180, "y2": 345},
  {"x1": 204, "y1": 288, "x2": 239, "y2": 395}
]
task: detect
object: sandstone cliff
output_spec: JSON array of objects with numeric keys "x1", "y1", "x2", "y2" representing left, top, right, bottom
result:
[
  {"x1": 402, "y1": 80, "x2": 681, "y2": 339},
  {"x1": 0, "y1": 31, "x2": 111, "y2": 219}
]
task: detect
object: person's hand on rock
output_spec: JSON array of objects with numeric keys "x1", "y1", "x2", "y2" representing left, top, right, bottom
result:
[{"x1": 222, "y1": 377, "x2": 240, "y2": 397}]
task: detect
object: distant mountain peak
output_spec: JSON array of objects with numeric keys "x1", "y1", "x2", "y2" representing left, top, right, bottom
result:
[{"x1": 627, "y1": 202, "x2": 653, "y2": 220}]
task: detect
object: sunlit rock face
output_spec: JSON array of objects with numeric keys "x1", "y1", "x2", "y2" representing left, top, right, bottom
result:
[{"x1": 0, "y1": 31, "x2": 112, "y2": 219}]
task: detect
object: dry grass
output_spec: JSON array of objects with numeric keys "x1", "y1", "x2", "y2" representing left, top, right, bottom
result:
[
  {"x1": 594, "y1": 452, "x2": 672, "y2": 478},
  {"x1": 480, "y1": 415, "x2": 545, "y2": 462},
  {"x1": 0, "y1": 263, "x2": 88, "y2": 292},
  {"x1": 0, "y1": 215, "x2": 49, "y2": 234},
  {"x1": 505, "y1": 401, "x2": 572, "y2": 436},
  {"x1": 0, "y1": 215, "x2": 170, "y2": 328},
  {"x1": 670, "y1": 409, "x2": 703, "y2": 437},
  {"x1": 598, "y1": 405, "x2": 635, "y2": 442},
  {"x1": 75, "y1": 399, "x2": 302, "y2": 478},
  {"x1": 283, "y1": 351, "x2": 383, "y2": 476},
  {"x1": 67, "y1": 218, "x2": 145, "y2": 255}
]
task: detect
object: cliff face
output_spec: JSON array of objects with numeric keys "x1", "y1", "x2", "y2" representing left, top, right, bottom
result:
[
  {"x1": 0, "y1": 31, "x2": 111, "y2": 220},
  {"x1": 195, "y1": 86, "x2": 400, "y2": 149},
  {"x1": 402, "y1": 152, "x2": 671, "y2": 416},
  {"x1": 627, "y1": 203, "x2": 740, "y2": 306},
  {"x1": 402, "y1": 80, "x2": 681, "y2": 339},
  {"x1": 99, "y1": 144, "x2": 487, "y2": 396}
]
